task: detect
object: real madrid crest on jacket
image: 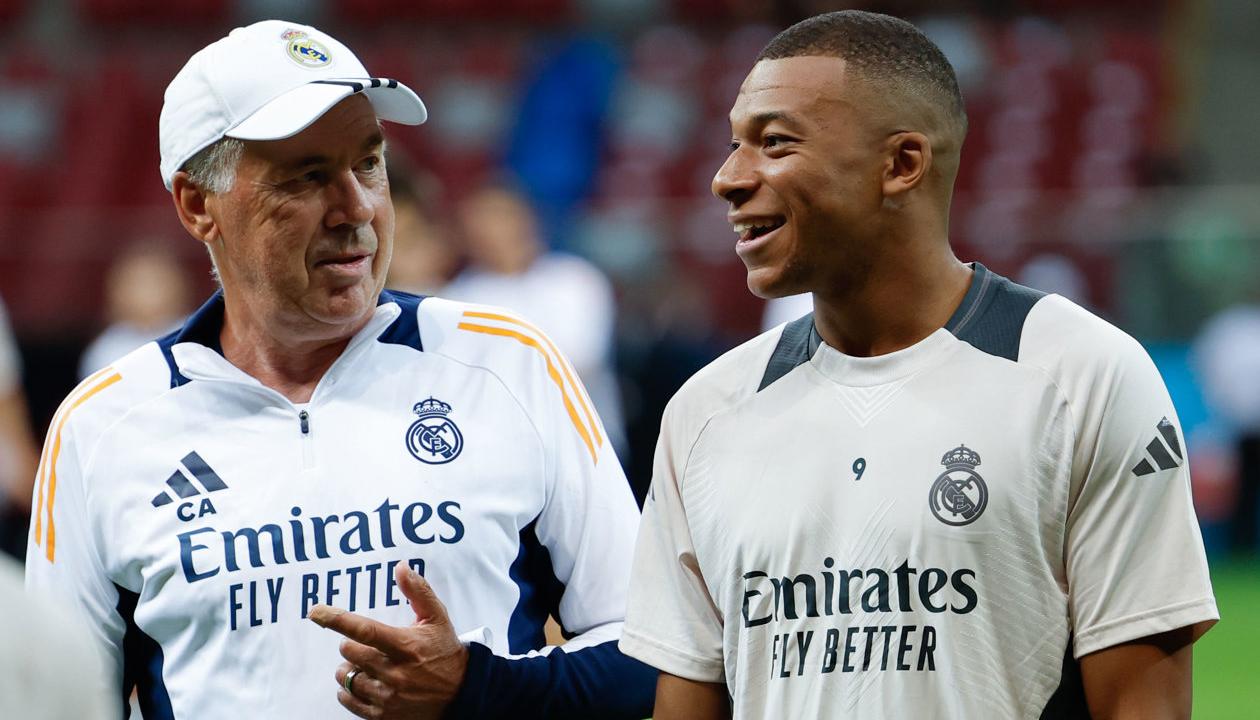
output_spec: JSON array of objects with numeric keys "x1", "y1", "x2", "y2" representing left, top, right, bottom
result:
[
  {"x1": 407, "y1": 397, "x2": 463, "y2": 464},
  {"x1": 25, "y1": 290, "x2": 649, "y2": 719},
  {"x1": 622, "y1": 264, "x2": 1218, "y2": 720}
]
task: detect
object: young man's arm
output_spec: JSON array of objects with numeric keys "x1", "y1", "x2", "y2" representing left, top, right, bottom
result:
[
  {"x1": 653, "y1": 674, "x2": 730, "y2": 720},
  {"x1": 1035, "y1": 301, "x2": 1218, "y2": 716},
  {"x1": 1079, "y1": 623, "x2": 1212, "y2": 720}
]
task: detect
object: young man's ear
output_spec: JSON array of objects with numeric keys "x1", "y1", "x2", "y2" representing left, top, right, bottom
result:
[
  {"x1": 882, "y1": 131, "x2": 932, "y2": 199},
  {"x1": 170, "y1": 172, "x2": 219, "y2": 245}
]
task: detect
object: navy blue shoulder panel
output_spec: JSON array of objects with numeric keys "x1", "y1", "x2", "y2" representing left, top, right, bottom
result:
[
  {"x1": 156, "y1": 292, "x2": 226, "y2": 389},
  {"x1": 758, "y1": 312, "x2": 816, "y2": 392},
  {"x1": 116, "y1": 584, "x2": 175, "y2": 719},
  {"x1": 375, "y1": 289, "x2": 426, "y2": 352},
  {"x1": 945, "y1": 263, "x2": 1047, "y2": 362}
]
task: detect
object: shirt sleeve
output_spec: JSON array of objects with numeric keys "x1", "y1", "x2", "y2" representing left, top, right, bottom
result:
[
  {"x1": 444, "y1": 332, "x2": 656, "y2": 719},
  {"x1": 25, "y1": 414, "x2": 128, "y2": 713},
  {"x1": 619, "y1": 392, "x2": 727, "y2": 683},
  {"x1": 1063, "y1": 333, "x2": 1219, "y2": 658}
]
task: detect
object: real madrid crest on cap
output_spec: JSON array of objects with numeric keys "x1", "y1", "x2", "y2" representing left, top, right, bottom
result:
[
  {"x1": 406, "y1": 397, "x2": 463, "y2": 465},
  {"x1": 928, "y1": 444, "x2": 988, "y2": 526},
  {"x1": 281, "y1": 28, "x2": 331, "y2": 68}
]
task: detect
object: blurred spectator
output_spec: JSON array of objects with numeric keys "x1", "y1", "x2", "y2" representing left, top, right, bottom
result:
[
  {"x1": 78, "y1": 242, "x2": 193, "y2": 379},
  {"x1": 1017, "y1": 252, "x2": 1091, "y2": 308},
  {"x1": 0, "y1": 296, "x2": 38, "y2": 559},
  {"x1": 506, "y1": 37, "x2": 621, "y2": 246},
  {"x1": 1194, "y1": 303, "x2": 1260, "y2": 555},
  {"x1": 0, "y1": 553, "x2": 117, "y2": 719},
  {"x1": 387, "y1": 165, "x2": 459, "y2": 295},
  {"x1": 445, "y1": 184, "x2": 625, "y2": 453}
]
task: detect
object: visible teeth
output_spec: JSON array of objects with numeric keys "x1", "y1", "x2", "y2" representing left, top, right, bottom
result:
[{"x1": 732, "y1": 221, "x2": 781, "y2": 234}]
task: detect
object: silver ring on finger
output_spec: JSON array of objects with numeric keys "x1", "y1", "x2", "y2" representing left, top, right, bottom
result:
[{"x1": 343, "y1": 668, "x2": 363, "y2": 694}]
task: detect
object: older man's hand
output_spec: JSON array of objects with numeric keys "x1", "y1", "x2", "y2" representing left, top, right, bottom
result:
[{"x1": 308, "y1": 564, "x2": 469, "y2": 720}]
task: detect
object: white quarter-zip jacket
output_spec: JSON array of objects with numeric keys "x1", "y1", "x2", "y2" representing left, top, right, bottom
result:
[{"x1": 27, "y1": 290, "x2": 655, "y2": 719}]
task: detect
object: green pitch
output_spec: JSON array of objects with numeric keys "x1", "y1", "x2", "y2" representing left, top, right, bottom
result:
[{"x1": 1195, "y1": 560, "x2": 1260, "y2": 719}]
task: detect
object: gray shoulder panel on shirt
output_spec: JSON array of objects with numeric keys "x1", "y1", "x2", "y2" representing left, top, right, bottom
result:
[
  {"x1": 945, "y1": 263, "x2": 1047, "y2": 362},
  {"x1": 758, "y1": 313, "x2": 816, "y2": 392},
  {"x1": 757, "y1": 263, "x2": 1043, "y2": 390}
]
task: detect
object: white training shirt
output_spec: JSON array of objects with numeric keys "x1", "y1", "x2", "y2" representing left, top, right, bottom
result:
[
  {"x1": 621, "y1": 264, "x2": 1217, "y2": 719},
  {"x1": 26, "y1": 291, "x2": 643, "y2": 719}
]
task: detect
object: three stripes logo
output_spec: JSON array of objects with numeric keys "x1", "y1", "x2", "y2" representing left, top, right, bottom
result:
[
  {"x1": 1131, "y1": 417, "x2": 1184, "y2": 477},
  {"x1": 152, "y1": 452, "x2": 229, "y2": 517}
]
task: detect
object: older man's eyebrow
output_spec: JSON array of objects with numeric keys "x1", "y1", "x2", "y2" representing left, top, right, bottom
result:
[
  {"x1": 288, "y1": 154, "x2": 330, "y2": 169},
  {"x1": 283, "y1": 133, "x2": 385, "y2": 170}
]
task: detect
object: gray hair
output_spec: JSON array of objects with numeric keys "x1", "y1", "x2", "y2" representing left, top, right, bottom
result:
[
  {"x1": 179, "y1": 137, "x2": 244, "y2": 286},
  {"x1": 181, "y1": 137, "x2": 245, "y2": 194}
]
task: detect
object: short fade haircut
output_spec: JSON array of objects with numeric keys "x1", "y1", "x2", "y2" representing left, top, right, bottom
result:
[{"x1": 757, "y1": 10, "x2": 967, "y2": 137}]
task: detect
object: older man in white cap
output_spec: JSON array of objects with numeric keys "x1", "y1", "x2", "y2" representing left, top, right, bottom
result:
[{"x1": 26, "y1": 20, "x2": 654, "y2": 720}]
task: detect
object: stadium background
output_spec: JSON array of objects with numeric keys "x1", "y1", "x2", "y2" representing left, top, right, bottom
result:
[{"x1": 0, "y1": 0, "x2": 1256, "y2": 716}]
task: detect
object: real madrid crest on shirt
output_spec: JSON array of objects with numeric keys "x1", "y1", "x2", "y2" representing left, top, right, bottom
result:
[
  {"x1": 928, "y1": 444, "x2": 988, "y2": 526},
  {"x1": 406, "y1": 397, "x2": 463, "y2": 465}
]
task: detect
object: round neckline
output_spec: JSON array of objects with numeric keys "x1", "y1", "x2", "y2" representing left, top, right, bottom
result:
[{"x1": 809, "y1": 327, "x2": 959, "y2": 388}]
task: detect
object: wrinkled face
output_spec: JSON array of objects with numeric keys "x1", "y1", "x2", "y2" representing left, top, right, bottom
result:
[
  {"x1": 206, "y1": 95, "x2": 393, "y2": 339},
  {"x1": 713, "y1": 56, "x2": 888, "y2": 299}
]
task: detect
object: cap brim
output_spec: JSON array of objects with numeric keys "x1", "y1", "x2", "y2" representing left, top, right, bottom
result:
[{"x1": 227, "y1": 78, "x2": 427, "y2": 141}]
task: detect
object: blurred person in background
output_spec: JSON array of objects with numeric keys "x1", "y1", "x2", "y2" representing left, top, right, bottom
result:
[
  {"x1": 1017, "y1": 253, "x2": 1091, "y2": 310},
  {"x1": 1194, "y1": 300, "x2": 1260, "y2": 555},
  {"x1": 79, "y1": 241, "x2": 194, "y2": 379},
  {"x1": 1, "y1": 552, "x2": 118, "y2": 719},
  {"x1": 26, "y1": 20, "x2": 653, "y2": 720},
  {"x1": 445, "y1": 183, "x2": 626, "y2": 454},
  {"x1": 385, "y1": 165, "x2": 459, "y2": 296},
  {"x1": 621, "y1": 11, "x2": 1217, "y2": 719},
  {"x1": 0, "y1": 296, "x2": 38, "y2": 559}
]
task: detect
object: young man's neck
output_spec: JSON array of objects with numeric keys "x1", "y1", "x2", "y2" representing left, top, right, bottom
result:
[
  {"x1": 219, "y1": 306, "x2": 369, "y2": 403},
  {"x1": 811, "y1": 245, "x2": 972, "y2": 358}
]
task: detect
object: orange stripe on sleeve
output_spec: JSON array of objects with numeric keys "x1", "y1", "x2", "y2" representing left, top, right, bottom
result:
[
  {"x1": 33, "y1": 366, "x2": 114, "y2": 547},
  {"x1": 457, "y1": 322, "x2": 598, "y2": 465},
  {"x1": 40, "y1": 371, "x2": 122, "y2": 563},
  {"x1": 461, "y1": 311, "x2": 603, "y2": 448}
]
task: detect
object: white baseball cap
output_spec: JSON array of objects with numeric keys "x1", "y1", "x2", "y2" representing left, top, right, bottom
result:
[{"x1": 159, "y1": 19, "x2": 427, "y2": 189}]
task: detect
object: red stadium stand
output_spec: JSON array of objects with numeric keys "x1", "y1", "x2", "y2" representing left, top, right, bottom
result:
[
  {"x1": 77, "y1": 0, "x2": 227, "y2": 26},
  {"x1": 0, "y1": 0, "x2": 25, "y2": 24},
  {"x1": 333, "y1": 0, "x2": 570, "y2": 24}
]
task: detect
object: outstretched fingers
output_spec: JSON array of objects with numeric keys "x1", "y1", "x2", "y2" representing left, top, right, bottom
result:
[{"x1": 309, "y1": 604, "x2": 409, "y2": 657}]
